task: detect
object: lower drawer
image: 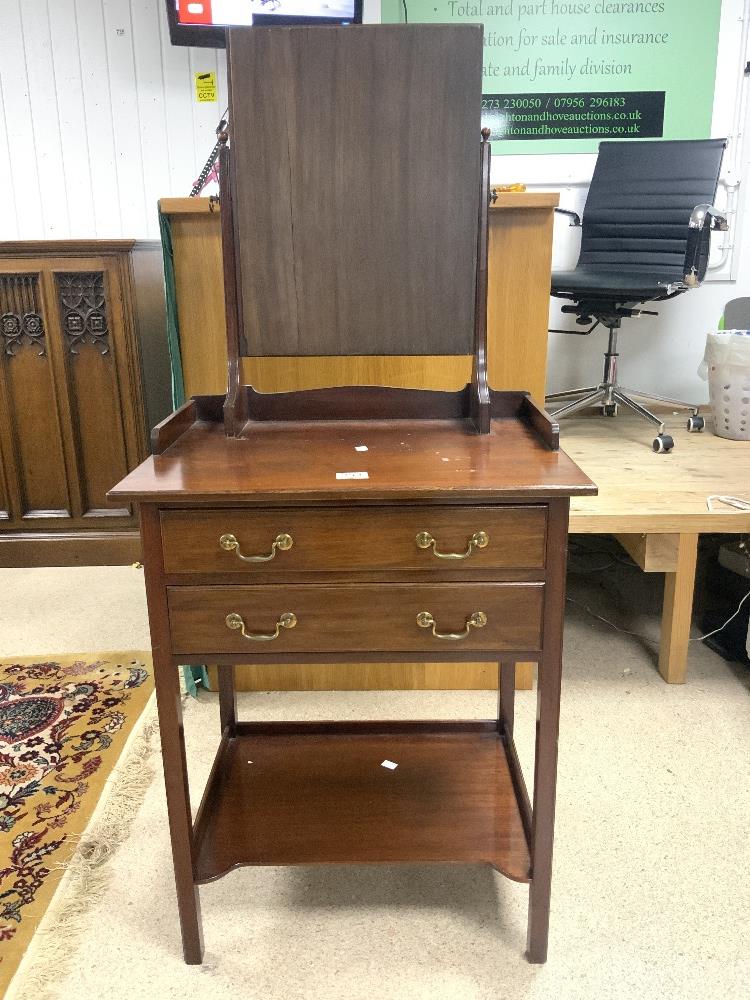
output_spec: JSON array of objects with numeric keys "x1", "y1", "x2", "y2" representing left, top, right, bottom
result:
[{"x1": 167, "y1": 584, "x2": 544, "y2": 654}]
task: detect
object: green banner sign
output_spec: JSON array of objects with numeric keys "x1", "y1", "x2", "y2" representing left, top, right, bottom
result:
[{"x1": 382, "y1": 0, "x2": 722, "y2": 153}]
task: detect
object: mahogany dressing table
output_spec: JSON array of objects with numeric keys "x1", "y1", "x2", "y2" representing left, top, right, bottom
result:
[{"x1": 110, "y1": 24, "x2": 596, "y2": 967}]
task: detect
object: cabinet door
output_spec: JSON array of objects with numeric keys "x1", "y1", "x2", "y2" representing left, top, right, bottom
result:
[
  {"x1": 0, "y1": 270, "x2": 72, "y2": 522},
  {"x1": 49, "y1": 262, "x2": 141, "y2": 520},
  {"x1": 0, "y1": 255, "x2": 146, "y2": 531}
]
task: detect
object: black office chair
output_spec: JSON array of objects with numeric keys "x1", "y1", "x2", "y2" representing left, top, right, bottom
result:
[{"x1": 546, "y1": 139, "x2": 728, "y2": 452}]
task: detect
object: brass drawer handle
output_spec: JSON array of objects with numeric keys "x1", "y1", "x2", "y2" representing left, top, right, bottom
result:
[
  {"x1": 416, "y1": 610, "x2": 487, "y2": 640},
  {"x1": 219, "y1": 532, "x2": 293, "y2": 562},
  {"x1": 415, "y1": 530, "x2": 489, "y2": 560},
  {"x1": 225, "y1": 611, "x2": 297, "y2": 642}
]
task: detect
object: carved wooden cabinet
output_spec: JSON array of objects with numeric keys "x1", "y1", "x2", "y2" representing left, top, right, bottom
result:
[{"x1": 0, "y1": 241, "x2": 148, "y2": 565}]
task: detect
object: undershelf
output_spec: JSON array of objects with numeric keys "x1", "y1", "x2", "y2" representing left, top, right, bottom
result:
[{"x1": 192, "y1": 720, "x2": 531, "y2": 885}]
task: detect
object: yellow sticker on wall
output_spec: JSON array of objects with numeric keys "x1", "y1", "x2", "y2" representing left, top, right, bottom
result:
[{"x1": 194, "y1": 71, "x2": 217, "y2": 103}]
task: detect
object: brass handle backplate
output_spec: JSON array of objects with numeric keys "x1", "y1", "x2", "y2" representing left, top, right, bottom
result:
[
  {"x1": 416, "y1": 610, "x2": 488, "y2": 640},
  {"x1": 415, "y1": 530, "x2": 489, "y2": 560},
  {"x1": 225, "y1": 611, "x2": 297, "y2": 642},
  {"x1": 219, "y1": 532, "x2": 293, "y2": 563}
]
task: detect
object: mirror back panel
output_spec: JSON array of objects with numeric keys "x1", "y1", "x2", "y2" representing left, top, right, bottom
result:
[{"x1": 227, "y1": 24, "x2": 483, "y2": 358}]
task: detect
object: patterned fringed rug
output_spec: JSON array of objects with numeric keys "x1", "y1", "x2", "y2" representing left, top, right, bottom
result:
[{"x1": 0, "y1": 652, "x2": 154, "y2": 995}]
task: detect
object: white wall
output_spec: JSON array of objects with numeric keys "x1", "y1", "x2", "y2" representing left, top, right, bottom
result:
[
  {"x1": 0, "y1": 0, "x2": 228, "y2": 240},
  {"x1": 0, "y1": 0, "x2": 748, "y2": 399}
]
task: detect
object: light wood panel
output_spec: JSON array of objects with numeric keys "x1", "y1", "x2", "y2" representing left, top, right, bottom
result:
[
  {"x1": 162, "y1": 192, "x2": 557, "y2": 403},
  {"x1": 206, "y1": 661, "x2": 502, "y2": 691},
  {"x1": 169, "y1": 212, "x2": 228, "y2": 396},
  {"x1": 489, "y1": 196, "x2": 558, "y2": 403}
]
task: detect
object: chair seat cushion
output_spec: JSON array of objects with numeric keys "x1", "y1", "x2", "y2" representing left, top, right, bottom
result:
[{"x1": 551, "y1": 268, "x2": 686, "y2": 301}]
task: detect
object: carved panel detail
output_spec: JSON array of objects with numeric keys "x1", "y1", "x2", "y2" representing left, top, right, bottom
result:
[
  {"x1": 0, "y1": 274, "x2": 46, "y2": 357},
  {"x1": 57, "y1": 272, "x2": 110, "y2": 355}
]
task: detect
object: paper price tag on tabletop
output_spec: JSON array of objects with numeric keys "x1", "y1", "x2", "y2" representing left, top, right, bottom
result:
[
  {"x1": 336, "y1": 471, "x2": 369, "y2": 480},
  {"x1": 194, "y1": 71, "x2": 217, "y2": 103}
]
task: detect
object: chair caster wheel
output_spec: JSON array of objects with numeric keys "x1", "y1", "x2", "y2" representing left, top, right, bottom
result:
[
  {"x1": 687, "y1": 415, "x2": 704, "y2": 432},
  {"x1": 652, "y1": 434, "x2": 674, "y2": 453},
  {"x1": 602, "y1": 403, "x2": 618, "y2": 417}
]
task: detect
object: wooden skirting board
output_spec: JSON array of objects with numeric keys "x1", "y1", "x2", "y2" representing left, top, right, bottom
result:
[{"x1": 0, "y1": 531, "x2": 141, "y2": 568}]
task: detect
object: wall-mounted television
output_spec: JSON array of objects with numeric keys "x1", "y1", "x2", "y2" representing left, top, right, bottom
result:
[{"x1": 165, "y1": 0, "x2": 363, "y2": 47}]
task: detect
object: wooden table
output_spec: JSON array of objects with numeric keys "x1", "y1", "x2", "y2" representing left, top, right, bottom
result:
[
  {"x1": 563, "y1": 409, "x2": 750, "y2": 683},
  {"x1": 136, "y1": 25, "x2": 596, "y2": 970},
  {"x1": 110, "y1": 395, "x2": 595, "y2": 966}
]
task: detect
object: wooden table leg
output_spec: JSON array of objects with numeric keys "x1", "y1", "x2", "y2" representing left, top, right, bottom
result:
[
  {"x1": 526, "y1": 499, "x2": 567, "y2": 963},
  {"x1": 499, "y1": 661, "x2": 515, "y2": 737},
  {"x1": 153, "y1": 660, "x2": 204, "y2": 963},
  {"x1": 615, "y1": 532, "x2": 699, "y2": 684},
  {"x1": 141, "y1": 504, "x2": 204, "y2": 963},
  {"x1": 526, "y1": 649, "x2": 561, "y2": 963},
  {"x1": 658, "y1": 532, "x2": 698, "y2": 684},
  {"x1": 218, "y1": 664, "x2": 237, "y2": 734}
]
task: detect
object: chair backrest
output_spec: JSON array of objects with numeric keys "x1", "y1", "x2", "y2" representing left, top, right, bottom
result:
[
  {"x1": 226, "y1": 24, "x2": 483, "y2": 358},
  {"x1": 578, "y1": 139, "x2": 725, "y2": 275}
]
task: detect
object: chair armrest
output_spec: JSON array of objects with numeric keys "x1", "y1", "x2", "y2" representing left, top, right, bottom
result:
[
  {"x1": 689, "y1": 203, "x2": 729, "y2": 232},
  {"x1": 683, "y1": 204, "x2": 729, "y2": 287},
  {"x1": 554, "y1": 207, "x2": 581, "y2": 227}
]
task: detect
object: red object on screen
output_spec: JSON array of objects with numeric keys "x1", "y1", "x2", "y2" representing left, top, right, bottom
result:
[{"x1": 177, "y1": 0, "x2": 213, "y2": 25}]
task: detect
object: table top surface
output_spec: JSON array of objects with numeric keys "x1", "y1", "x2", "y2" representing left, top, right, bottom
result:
[
  {"x1": 111, "y1": 417, "x2": 595, "y2": 504},
  {"x1": 564, "y1": 410, "x2": 750, "y2": 533},
  {"x1": 112, "y1": 408, "x2": 749, "y2": 534},
  {"x1": 157, "y1": 191, "x2": 559, "y2": 217}
]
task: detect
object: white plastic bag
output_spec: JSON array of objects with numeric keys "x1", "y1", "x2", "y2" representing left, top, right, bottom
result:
[{"x1": 699, "y1": 330, "x2": 750, "y2": 440}]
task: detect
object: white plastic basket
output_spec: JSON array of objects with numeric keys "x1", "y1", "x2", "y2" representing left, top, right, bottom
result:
[{"x1": 699, "y1": 330, "x2": 750, "y2": 440}]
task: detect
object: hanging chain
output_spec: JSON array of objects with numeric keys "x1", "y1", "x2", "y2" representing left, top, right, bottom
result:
[{"x1": 190, "y1": 108, "x2": 229, "y2": 198}]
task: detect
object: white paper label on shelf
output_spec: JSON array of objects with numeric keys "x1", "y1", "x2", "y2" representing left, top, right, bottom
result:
[
  {"x1": 354, "y1": 445, "x2": 369, "y2": 452},
  {"x1": 336, "y1": 471, "x2": 369, "y2": 480},
  {"x1": 381, "y1": 760, "x2": 398, "y2": 770}
]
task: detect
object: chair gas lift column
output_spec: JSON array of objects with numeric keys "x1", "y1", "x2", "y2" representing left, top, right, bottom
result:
[{"x1": 546, "y1": 139, "x2": 728, "y2": 453}]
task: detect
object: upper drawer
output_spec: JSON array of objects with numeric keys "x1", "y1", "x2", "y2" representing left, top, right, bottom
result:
[{"x1": 160, "y1": 506, "x2": 547, "y2": 575}]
